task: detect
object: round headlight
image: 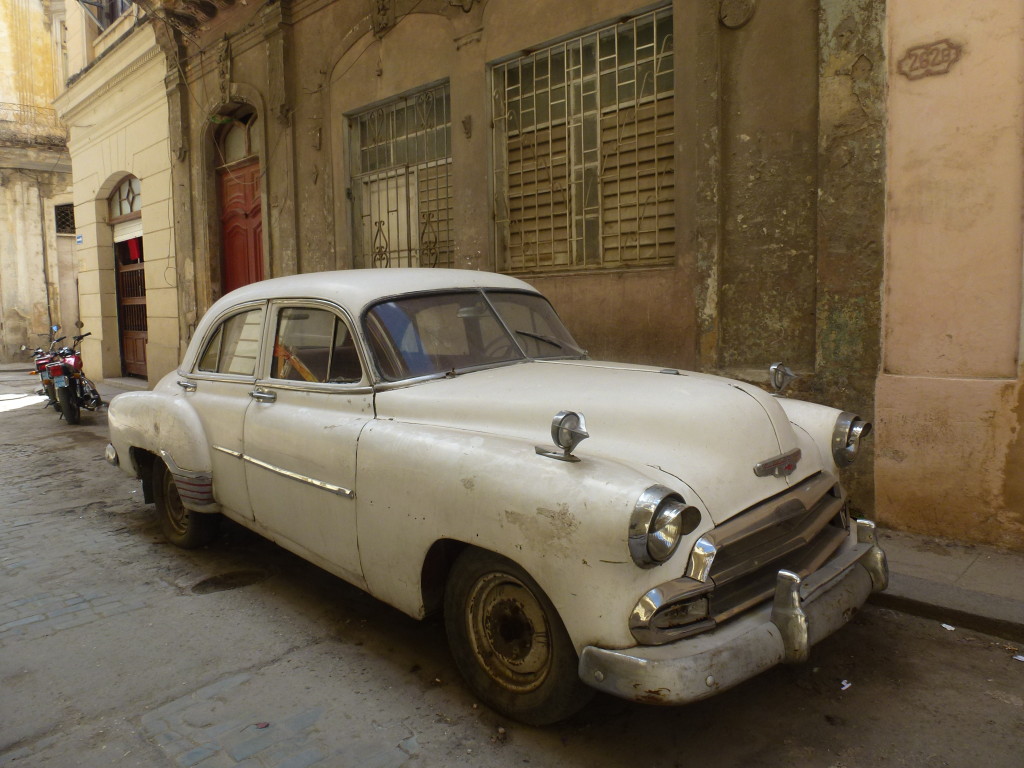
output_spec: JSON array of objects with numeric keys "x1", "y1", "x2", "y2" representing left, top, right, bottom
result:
[
  {"x1": 630, "y1": 487, "x2": 702, "y2": 567},
  {"x1": 647, "y1": 500, "x2": 686, "y2": 562},
  {"x1": 832, "y1": 412, "x2": 873, "y2": 466}
]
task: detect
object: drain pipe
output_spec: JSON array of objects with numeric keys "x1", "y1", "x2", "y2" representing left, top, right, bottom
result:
[{"x1": 37, "y1": 181, "x2": 56, "y2": 331}]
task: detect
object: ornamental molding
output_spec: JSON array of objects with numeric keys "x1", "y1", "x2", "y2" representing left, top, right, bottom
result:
[{"x1": 56, "y1": 47, "x2": 164, "y2": 122}]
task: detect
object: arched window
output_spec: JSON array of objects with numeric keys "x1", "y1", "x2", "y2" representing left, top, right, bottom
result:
[
  {"x1": 110, "y1": 176, "x2": 142, "y2": 218},
  {"x1": 216, "y1": 111, "x2": 257, "y2": 167}
]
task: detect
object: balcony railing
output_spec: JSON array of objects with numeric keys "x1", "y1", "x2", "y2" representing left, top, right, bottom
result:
[{"x1": 0, "y1": 102, "x2": 64, "y2": 130}]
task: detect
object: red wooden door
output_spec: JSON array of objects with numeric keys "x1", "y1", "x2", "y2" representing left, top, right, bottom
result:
[
  {"x1": 219, "y1": 159, "x2": 263, "y2": 293},
  {"x1": 116, "y1": 237, "x2": 147, "y2": 377}
]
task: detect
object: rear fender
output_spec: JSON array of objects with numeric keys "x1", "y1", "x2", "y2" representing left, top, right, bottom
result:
[{"x1": 108, "y1": 390, "x2": 214, "y2": 484}]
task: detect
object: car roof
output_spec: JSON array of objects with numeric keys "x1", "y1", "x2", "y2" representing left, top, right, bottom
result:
[{"x1": 213, "y1": 268, "x2": 539, "y2": 315}]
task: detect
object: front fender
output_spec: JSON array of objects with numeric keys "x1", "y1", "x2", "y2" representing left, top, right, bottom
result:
[
  {"x1": 775, "y1": 398, "x2": 846, "y2": 474},
  {"x1": 355, "y1": 420, "x2": 714, "y2": 652}
]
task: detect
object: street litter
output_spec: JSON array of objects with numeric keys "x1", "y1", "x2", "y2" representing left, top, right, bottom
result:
[
  {"x1": 941, "y1": 624, "x2": 956, "y2": 631},
  {"x1": 840, "y1": 680, "x2": 852, "y2": 691},
  {"x1": 1013, "y1": 655, "x2": 1024, "y2": 662}
]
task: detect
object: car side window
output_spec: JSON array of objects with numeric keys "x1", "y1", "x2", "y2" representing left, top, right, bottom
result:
[
  {"x1": 197, "y1": 308, "x2": 264, "y2": 375},
  {"x1": 271, "y1": 307, "x2": 362, "y2": 384}
]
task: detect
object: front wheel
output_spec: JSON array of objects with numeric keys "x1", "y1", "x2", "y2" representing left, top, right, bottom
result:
[
  {"x1": 56, "y1": 385, "x2": 80, "y2": 424},
  {"x1": 153, "y1": 461, "x2": 218, "y2": 549},
  {"x1": 444, "y1": 549, "x2": 593, "y2": 725}
]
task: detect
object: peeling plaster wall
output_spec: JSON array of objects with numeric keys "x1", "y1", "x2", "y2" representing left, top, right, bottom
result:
[
  {"x1": 0, "y1": 0, "x2": 72, "y2": 362},
  {"x1": 878, "y1": 1, "x2": 1024, "y2": 548},
  {"x1": 166, "y1": 0, "x2": 889, "y2": 520}
]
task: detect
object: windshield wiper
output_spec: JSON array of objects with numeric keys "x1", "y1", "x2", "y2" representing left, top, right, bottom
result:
[{"x1": 514, "y1": 330, "x2": 584, "y2": 356}]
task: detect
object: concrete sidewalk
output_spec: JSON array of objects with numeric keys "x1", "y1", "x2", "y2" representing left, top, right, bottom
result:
[
  {"x1": 2, "y1": 362, "x2": 1023, "y2": 644},
  {"x1": 872, "y1": 527, "x2": 1024, "y2": 643}
]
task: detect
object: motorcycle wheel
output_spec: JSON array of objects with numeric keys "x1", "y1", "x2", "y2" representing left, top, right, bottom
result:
[
  {"x1": 56, "y1": 386, "x2": 80, "y2": 424},
  {"x1": 153, "y1": 461, "x2": 218, "y2": 549}
]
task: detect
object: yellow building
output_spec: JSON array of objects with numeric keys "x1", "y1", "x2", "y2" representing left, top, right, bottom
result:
[
  {"x1": 0, "y1": 0, "x2": 73, "y2": 360},
  {"x1": 52, "y1": 1, "x2": 179, "y2": 382}
]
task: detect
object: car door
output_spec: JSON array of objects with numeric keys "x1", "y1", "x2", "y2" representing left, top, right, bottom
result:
[
  {"x1": 243, "y1": 301, "x2": 372, "y2": 588},
  {"x1": 180, "y1": 303, "x2": 266, "y2": 521}
]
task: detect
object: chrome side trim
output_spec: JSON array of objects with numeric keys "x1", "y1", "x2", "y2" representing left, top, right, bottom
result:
[
  {"x1": 211, "y1": 445, "x2": 354, "y2": 499},
  {"x1": 243, "y1": 455, "x2": 355, "y2": 498}
]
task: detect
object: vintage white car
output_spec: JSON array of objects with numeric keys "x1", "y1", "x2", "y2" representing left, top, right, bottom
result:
[{"x1": 106, "y1": 269, "x2": 887, "y2": 724}]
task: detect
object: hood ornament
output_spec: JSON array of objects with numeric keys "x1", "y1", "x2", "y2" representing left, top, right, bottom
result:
[
  {"x1": 769, "y1": 362, "x2": 798, "y2": 395},
  {"x1": 536, "y1": 410, "x2": 588, "y2": 463}
]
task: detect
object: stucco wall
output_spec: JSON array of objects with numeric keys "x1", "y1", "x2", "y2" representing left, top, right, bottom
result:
[
  {"x1": 156, "y1": 0, "x2": 887, "y2": 516},
  {"x1": 0, "y1": 0, "x2": 73, "y2": 361},
  {"x1": 54, "y1": 22, "x2": 178, "y2": 383},
  {"x1": 878, "y1": 1, "x2": 1024, "y2": 548}
]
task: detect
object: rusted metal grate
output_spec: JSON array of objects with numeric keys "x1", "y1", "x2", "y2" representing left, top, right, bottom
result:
[
  {"x1": 55, "y1": 204, "x2": 76, "y2": 234},
  {"x1": 492, "y1": 7, "x2": 675, "y2": 273},
  {"x1": 350, "y1": 83, "x2": 454, "y2": 269}
]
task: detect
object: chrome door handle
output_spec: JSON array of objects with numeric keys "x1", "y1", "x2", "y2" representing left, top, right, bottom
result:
[
  {"x1": 177, "y1": 380, "x2": 196, "y2": 392},
  {"x1": 250, "y1": 389, "x2": 277, "y2": 403}
]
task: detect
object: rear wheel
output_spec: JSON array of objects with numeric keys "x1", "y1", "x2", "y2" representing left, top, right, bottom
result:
[
  {"x1": 444, "y1": 549, "x2": 593, "y2": 725},
  {"x1": 56, "y1": 386, "x2": 80, "y2": 424},
  {"x1": 153, "y1": 461, "x2": 218, "y2": 548}
]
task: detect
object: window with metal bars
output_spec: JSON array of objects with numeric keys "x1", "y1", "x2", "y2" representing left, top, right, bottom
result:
[
  {"x1": 77, "y1": 0, "x2": 131, "y2": 32},
  {"x1": 349, "y1": 83, "x2": 454, "y2": 269},
  {"x1": 492, "y1": 7, "x2": 675, "y2": 273},
  {"x1": 55, "y1": 204, "x2": 76, "y2": 234}
]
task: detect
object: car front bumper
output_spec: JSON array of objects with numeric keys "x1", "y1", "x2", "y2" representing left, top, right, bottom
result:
[{"x1": 578, "y1": 520, "x2": 888, "y2": 705}]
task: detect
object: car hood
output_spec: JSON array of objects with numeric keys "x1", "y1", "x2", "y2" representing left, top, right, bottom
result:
[{"x1": 372, "y1": 360, "x2": 820, "y2": 523}]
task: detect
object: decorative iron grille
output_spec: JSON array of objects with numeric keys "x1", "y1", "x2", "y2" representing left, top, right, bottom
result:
[
  {"x1": 55, "y1": 204, "x2": 76, "y2": 234},
  {"x1": 350, "y1": 83, "x2": 454, "y2": 268},
  {"x1": 492, "y1": 7, "x2": 675, "y2": 273}
]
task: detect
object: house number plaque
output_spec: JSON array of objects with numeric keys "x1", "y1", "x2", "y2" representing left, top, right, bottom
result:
[{"x1": 897, "y1": 39, "x2": 962, "y2": 80}]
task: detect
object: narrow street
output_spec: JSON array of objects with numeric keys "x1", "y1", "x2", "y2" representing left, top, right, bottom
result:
[{"x1": 1, "y1": 370, "x2": 1021, "y2": 768}]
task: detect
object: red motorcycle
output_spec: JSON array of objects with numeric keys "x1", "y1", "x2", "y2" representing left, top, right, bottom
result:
[
  {"x1": 35, "y1": 329, "x2": 103, "y2": 424},
  {"x1": 27, "y1": 325, "x2": 62, "y2": 410}
]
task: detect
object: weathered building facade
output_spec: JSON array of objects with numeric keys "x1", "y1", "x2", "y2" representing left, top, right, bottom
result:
[
  {"x1": 50, "y1": 0, "x2": 1023, "y2": 549},
  {"x1": 53, "y1": 1, "x2": 179, "y2": 381},
  {"x1": 0, "y1": 0, "x2": 74, "y2": 361},
  {"x1": 155, "y1": 0, "x2": 885, "y2": 509}
]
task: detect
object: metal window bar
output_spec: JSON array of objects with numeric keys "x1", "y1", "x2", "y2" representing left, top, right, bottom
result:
[
  {"x1": 493, "y1": 7, "x2": 674, "y2": 273},
  {"x1": 55, "y1": 204, "x2": 76, "y2": 234},
  {"x1": 350, "y1": 83, "x2": 454, "y2": 268}
]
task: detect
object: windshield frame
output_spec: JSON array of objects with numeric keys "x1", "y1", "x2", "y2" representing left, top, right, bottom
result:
[{"x1": 361, "y1": 288, "x2": 586, "y2": 384}]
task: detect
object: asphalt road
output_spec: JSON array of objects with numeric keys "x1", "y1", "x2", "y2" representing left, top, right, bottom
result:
[{"x1": 1, "y1": 372, "x2": 1021, "y2": 768}]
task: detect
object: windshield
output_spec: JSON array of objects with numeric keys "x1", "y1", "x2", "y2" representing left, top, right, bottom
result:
[{"x1": 364, "y1": 290, "x2": 585, "y2": 381}]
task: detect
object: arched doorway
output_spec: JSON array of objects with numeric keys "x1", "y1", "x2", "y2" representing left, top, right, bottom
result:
[
  {"x1": 110, "y1": 176, "x2": 147, "y2": 377},
  {"x1": 216, "y1": 111, "x2": 263, "y2": 293}
]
